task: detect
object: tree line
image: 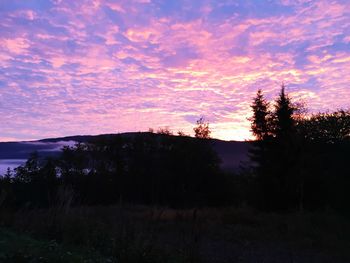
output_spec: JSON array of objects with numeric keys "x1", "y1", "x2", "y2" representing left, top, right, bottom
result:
[
  {"x1": 0, "y1": 124, "x2": 229, "y2": 209},
  {"x1": 249, "y1": 85, "x2": 350, "y2": 212},
  {"x1": 0, "y1": 86, "x2": 349, "y2": 212}
]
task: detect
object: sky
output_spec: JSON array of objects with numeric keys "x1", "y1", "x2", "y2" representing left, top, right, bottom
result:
[{"x1": 0, "y1": 0, "x2": 349, "y2": 142}]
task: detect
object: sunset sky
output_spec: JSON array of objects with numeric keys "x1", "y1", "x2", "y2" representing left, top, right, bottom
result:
[{"x1": 0, "y1": 0, "x2": 349, "y2": 142}]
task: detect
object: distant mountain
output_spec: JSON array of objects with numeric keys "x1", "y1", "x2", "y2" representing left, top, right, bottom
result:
[
  {"x1": 211, "y1": 139, "x2": 252, "y2": 171},
  {"x1": 0, "y1": 133, "x2": 252, "y2": 173}
]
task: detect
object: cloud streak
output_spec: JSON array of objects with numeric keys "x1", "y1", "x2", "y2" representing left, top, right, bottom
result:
[{"x1": 0, "y1": 0, "x2": 349, "y2": 141}]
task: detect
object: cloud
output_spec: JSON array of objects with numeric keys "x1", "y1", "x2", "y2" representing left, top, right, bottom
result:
[
  {"x1": 0, "y1": 0, "x2": 349, "y2": 141},
  {"x1": 1, "y1": 38, "x2": 30, "y2": 54}
]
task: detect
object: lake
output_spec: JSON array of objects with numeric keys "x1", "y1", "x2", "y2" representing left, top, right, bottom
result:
[
  {"x1": 0, "y1": 140, "x2": 77, "y2": 176},
  {"x1": 0, "y1": 159, "x2": 27, "y2": 175}
]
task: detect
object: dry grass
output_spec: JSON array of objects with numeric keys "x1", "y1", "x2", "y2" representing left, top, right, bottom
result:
[{"x1": 1, "y1": 205, "x2": 350, "y2": 263}]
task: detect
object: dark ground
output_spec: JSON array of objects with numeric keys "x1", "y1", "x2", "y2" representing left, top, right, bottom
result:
[{"x1": 1, "y1": 206, "x2": 349, "y2": 263}]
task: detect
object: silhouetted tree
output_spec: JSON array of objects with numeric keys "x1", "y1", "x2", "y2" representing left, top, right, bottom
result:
[
  {"x1": 248, "y1": 89, "x2": 272, "y2": 207},
  {"x1": 157, "y1": 127, "x2": 173, "y2": 135},
  {"x1": 271, "y1": 85, "x2": 302, "y2": 209},
  {"x1": 249, "y1": 89, "x2": 271, "y2": 140},
  {"x1": 6, "y1": 153, "x2": 60, "y2": 208},
  {"x1": 14, "y1": 152, "x2": 40, "y2": 184},
  {"x1": 273, "y1": 84, "x2": 296, "y2": 139},
  {"x1": 0, "y1": 168, "x2": 14, "y2": 208},
  {"x1": 249, "y1": 85, "x2": 304, "y2": 210},
  {"x1": 194, "y1": 117, "x2": 211, "y2": 139},
  {"x1": 248, "y1": 90, "x2": 273, "y2": 208},
  {"x1": 3, "y1": 168, "x2": 12, "y2": 181},
  {"x1": 296, "y1": 109, "x2": 350, "y2": 211},
  {"x1": 177, "y1": 130, "x2": 187, "y2": 136},
  {"x1": 298, "y1": 110, "x2": 350, "y2": 143}
]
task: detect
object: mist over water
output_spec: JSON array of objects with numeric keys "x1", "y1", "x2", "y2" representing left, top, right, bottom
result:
[
  {"x1": 0, "y1": 159, "x2": 26, "y2": 175},
  {"x1": 0, "y1": 140, "x2": 77, "y2": 176}
]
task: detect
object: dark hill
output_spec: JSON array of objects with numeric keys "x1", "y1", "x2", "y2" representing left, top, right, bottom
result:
[{"x1": 0, "y1": 133, "x2": 252, "y2": 173}]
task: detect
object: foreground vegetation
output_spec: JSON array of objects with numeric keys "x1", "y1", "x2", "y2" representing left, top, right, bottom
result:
[
  {"x1": 1, "y1": 205, "x2": 350, "y2": 263},
  {"x1": 0, "y1": 228, "x2": 109, "y2": 263}
]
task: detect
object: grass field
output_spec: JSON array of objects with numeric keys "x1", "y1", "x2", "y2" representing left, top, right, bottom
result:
[
  {"x1": 1, "y1": 206, "x2": 350, "y2": 263},
  {"x1": 0, "y1": 228, "x2": 112, "y2": 263}
]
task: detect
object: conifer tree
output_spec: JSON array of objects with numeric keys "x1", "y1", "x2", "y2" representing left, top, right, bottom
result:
[
  {"x1": 248, "y1": 89, "x2": 273, "y2": 209},
  {"x1": 249, "y1": 89, "x2": 271, "y2": 140},
  {"x1": 249, "y1": 85, "x2": 302, "y2": 210},
  {"x1": 270, "y1": 84, "x2": 300, "y2": 210},
  {"x1": 273, "y1": 84, "x2": 296, "y2": 139}
]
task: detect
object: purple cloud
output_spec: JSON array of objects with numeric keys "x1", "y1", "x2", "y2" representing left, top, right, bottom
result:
[{"x1": 0, "y1": 0, "x2": 349, "y2": 141}]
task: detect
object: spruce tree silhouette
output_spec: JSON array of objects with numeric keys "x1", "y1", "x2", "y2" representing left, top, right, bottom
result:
[
  {"x1": 273, "y1": 85, "x2": 296, "y2": 140},
  {"x1": 249, "y1": 89, "x2": 271, "y2": 141},
  {"x1": 271, "y1": 85, "x2": 300, "y2": 210},
  {"x1": 249, "y1": 85, "x2": 302, "y2": 210},
  {"x1": 248, "y1": 89, "x2": 273, "y2": 209}
]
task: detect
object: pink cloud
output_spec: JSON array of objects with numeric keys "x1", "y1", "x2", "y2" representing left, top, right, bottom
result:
[
  {"x1": 1, "y1": 38, "x2": 30, "y2": 54},
  {"x1": 0, "y1": 0, "x2": 349, "y2": 141}
]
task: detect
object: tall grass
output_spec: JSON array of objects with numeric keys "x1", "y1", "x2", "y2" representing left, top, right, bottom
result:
[{"x1": 1, "y1": 205, "x2": 350, "y2": 263}]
